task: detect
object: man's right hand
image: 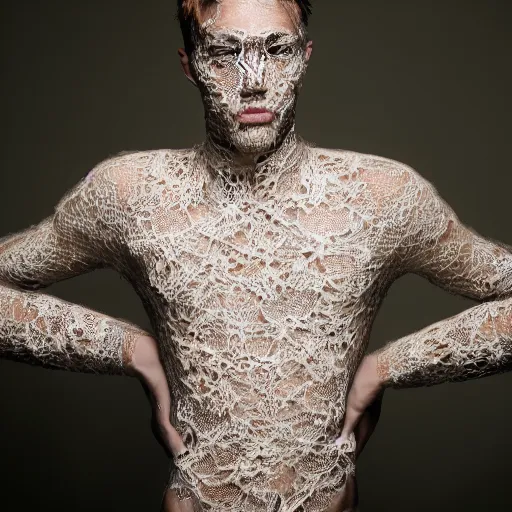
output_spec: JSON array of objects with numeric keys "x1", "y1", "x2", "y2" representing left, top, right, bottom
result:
[
  {"x1": 338, "y1": 354, "x2": 385, "y2": 456},
  {"x1": 130, "y1": 335, "x2": 188, "y2": 458}
]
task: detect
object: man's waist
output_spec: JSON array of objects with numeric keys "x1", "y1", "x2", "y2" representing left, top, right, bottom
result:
[{"x1": 173, "y1": 435, "x2": 356, "y2": 488}]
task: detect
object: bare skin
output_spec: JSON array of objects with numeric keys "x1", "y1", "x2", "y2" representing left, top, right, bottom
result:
[{"x1": 1, "y1": 1, "x2": 511, "y2": 511}]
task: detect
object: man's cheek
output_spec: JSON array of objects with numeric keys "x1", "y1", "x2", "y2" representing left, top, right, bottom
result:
[
  {"x1": 198, "y1": 77, "x2": 232, "y2": 105},
  {"x1": 212, "y1": 65, "x2": 241, "y2": 90},
  {"x1": 269, "y1": 66, "x2": 304, "y2": 91}
]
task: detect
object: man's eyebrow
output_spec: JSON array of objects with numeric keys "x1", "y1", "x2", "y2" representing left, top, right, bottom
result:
[
  {"x1": 264, "y1": 31, "x2": 297, "y2": 38},
  {"x1": 205, "y1": 29, "x2": 245, "y2": 43},
  {"x1": 264, "y1": 31, "x2": 302, "y2": 43},
  {"x1": 205, "y1": 28, "x2": 299, "y2": 42}
]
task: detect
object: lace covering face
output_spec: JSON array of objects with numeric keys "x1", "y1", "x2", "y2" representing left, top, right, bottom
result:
[{"x1": 189, "y1": 0, "x2": 310, "y2": 154}]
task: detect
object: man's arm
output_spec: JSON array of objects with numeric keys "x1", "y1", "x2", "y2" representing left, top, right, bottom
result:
[
  {"x1": 1, "y1": 154, "x2": 187, "y2": 456},
  {"x1": 341, "y1": 165, "x2": 511, "y2": 440},
  {"x1": 377, "y1": 169, "x2": 512, "y2": 388},
  {"x1": 0, "y1": 157, "x2": 147, "y2": 375},
  {"x1": 377, "y1": 296, "x2": 512, "y2": 387}
]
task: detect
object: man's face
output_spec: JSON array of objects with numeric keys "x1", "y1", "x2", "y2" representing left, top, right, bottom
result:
[{"x1": 187, "y1": 0, "x2": 312, "y2": 155}]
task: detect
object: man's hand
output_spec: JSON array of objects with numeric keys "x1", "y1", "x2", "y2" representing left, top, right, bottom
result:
[
  {"x1": 129, "y1": 335, "x2": 187, "y2": 458},
  {"x1": 338, "y1": 354, "x2": 385, "y2": 457}
]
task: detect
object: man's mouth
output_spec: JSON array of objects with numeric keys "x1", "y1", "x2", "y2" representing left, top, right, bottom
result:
[{"x1": 237, "y1": 107, "x2": 276, "y2": 125}]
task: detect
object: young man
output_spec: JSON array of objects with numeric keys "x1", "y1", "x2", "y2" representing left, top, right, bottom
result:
[{"x1": 1, "y1": 1, "x2": 511, "y2": 510}]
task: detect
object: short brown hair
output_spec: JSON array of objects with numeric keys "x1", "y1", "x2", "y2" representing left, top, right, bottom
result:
[{"x1": 177, "y1": 0, "x2": 312, "y2": 53}]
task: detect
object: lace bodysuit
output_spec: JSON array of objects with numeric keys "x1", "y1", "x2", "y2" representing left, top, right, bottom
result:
[{"x1": 1, "y1": 143, "x2": 511, "y2": 511}]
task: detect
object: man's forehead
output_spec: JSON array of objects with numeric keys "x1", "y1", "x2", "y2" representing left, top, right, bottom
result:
[{"x1": 202, "y1": 0, "x2": 300, "y2": 37}]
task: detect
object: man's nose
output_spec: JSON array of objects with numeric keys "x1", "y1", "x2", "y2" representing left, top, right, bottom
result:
[
  {"x1": 240, "y1": 84, "x2": 268, "y2": 101},
  {"x1": 238, "y1": 49, "x2": 267, "y2": 100}
]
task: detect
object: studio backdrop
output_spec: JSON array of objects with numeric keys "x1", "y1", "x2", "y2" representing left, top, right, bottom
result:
[{"x1": 1, "y1": 1, "x2": 511, "y2": 510}]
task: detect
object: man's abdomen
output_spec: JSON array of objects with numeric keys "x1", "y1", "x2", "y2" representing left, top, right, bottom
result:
[
  {"x1": 154, "y1": 283, "x2": 366, "y2": 510},
  {"x1": 164, "y1": 375, "x2": 357, "y2": 511},
  {"x1": 167, "y1": 433, "x2": 356, "y2": 511}
]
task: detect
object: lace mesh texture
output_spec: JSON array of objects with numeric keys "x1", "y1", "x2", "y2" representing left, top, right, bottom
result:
[{"x1": 1, "y1": 144, "x2": 511, "y2": 510}]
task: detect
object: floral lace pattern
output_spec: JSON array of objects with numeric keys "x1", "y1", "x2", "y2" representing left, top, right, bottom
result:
[{"x1": 2, "y1": 141, "x2": 510, "y2": 510}]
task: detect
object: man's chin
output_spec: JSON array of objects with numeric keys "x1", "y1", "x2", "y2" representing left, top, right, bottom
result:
[{"x1": 231, "y1": 124, "x2": 282, "y2": 155}]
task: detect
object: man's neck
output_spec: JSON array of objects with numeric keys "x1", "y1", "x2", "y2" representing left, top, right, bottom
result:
[{"x1": 197, "y1": 128, "x2": 307, "y2": 201}]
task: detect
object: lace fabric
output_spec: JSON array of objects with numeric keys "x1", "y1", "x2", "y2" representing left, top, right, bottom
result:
[{"x1": 2, "y1": 143, "x2": 510, "y2": 510}]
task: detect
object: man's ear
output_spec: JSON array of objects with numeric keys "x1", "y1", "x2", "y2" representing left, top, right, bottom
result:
[
  {"x1": 178, "y1": 48, "x2": 197, "y2": 86},
  {"x1": 305, "y1": 40, "x2": 313, "y2": 62}
]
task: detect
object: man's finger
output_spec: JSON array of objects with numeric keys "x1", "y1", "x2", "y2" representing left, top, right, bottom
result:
[
  {"x1": 354, "y1": 391, "x2": 384, "y2": 457},
  {"x1": 353, "y1": 410, "x2": 371, "y2": 452},
  {"x1": 338, "y1": 401, "x2": 363, "y2": 444}
]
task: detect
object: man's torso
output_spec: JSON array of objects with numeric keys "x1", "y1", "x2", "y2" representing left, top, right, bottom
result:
[{"x1": 102, "y1": 145, "x2": 414, "y2": 510}]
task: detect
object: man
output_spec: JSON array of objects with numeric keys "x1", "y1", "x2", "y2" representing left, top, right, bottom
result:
[{"x1": 1, "y1": 1, "x2": 511, "y2": 511}]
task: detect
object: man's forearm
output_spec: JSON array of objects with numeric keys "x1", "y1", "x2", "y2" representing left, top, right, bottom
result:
[
  {"x1": 0, "y1": 282, "x2": 148, "y2": 375},
  {"x1": 376, "y1": 297, "x2": 512, "y2": 388}
]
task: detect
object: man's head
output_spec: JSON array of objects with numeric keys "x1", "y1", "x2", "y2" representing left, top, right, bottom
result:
[{"x1": 177, "y1": 0, "x2": 313, "y2": 156}]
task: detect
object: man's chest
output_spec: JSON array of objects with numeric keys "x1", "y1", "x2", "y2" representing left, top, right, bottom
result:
[{"x1": 124, "y1": 196, "x2": 391, "y2": 325}]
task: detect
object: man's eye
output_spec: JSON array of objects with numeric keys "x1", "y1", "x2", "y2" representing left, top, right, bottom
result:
[
  {"x1": 209, "y1": 46, "x2": 239, "y2": 57},
  {"x1": 267, "y1": 44, "x2": 294, "y2": 56}
]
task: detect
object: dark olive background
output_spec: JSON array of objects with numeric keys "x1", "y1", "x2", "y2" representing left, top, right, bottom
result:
[{"x1": 1, "y1": 1, "x2": 511, "y2": 510}]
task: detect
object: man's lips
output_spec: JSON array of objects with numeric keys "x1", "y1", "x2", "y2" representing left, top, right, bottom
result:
[{"x1": 237, "y1": 107, "x2": 275, "y2": 124}]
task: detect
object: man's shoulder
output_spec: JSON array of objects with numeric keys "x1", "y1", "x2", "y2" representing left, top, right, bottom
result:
[
  {"x1": 53, "y1": 148, "x2": 200, "y2": 239},
  {"x1": 55, "y1": 148, "x2": 196, "y2": 215},
  {"x1": 310, "y1": 146, "x2": 430, "y2": 199},
  {"x1": 83, "y1": 148, "x2": 198, "y2": 199},
  {"x1": 92, "y1": 148, "x2": 195, "y2": 181},
  {"x1": 311, "y1": 146, "x2": 417, "y2": 179}
]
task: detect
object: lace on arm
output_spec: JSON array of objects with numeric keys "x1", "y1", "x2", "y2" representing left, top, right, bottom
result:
[
  {"x1": 396, "y1": 173, "x2": 512, "y2": 300},
  {"x1": 0, "y1": 158, "x2": 147, "y2": 374},
  {"x1": 377, "y1": 297, "x2": 512, "y2": 387},
  {"x1": 376, "y1": 170, "x2": 512, "y2": 388}
]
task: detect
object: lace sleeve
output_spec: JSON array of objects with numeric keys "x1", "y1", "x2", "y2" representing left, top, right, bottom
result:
[
  {"x1": 395, "y1": 172, "x2": 512, "y2": 300},
  {"x1": 377, "y1": 296, "x2": 512, "y2": 388},
  {"x1": 0, "y1": 158, "x2": 146, "y2": 374},
  {"x1": 376, "y1": 170, "x2": 512, "y2": 388}
]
